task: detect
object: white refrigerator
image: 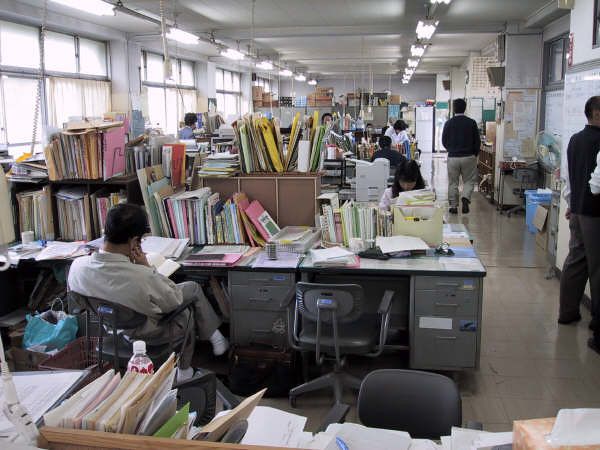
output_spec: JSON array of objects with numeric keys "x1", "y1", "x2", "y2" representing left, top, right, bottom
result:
[{"x1": 415, "y1": 106, "x2": 435, "y2": 184}]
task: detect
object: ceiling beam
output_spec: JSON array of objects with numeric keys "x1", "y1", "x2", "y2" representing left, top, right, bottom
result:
[{"x1": 525, "y1": 0, "x2": 569, "y2": 29}]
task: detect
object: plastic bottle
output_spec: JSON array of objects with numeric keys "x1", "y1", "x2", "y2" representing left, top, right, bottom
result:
[{"x1": 127, "y1": 340, "x2": 154, "y2": 374}]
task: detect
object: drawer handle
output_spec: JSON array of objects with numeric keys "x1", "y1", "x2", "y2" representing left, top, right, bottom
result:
[
  {"x1": 252, "y1": 329, "x2": 272, "y2": 334},
  {"x1": 435, "y1": 336, "x2": 457, "y2": 341},
  {"x1": 435, "y1": 303, "x2": 459, "y2": 307},
  {"x1": 436, "y1": 282, "x2": 460, "y2": 287},
  {"x1": 248, "y1": 297, "x2": 272, "y2": 303}
]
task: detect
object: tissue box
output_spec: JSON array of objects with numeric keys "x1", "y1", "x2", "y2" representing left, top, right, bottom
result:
[
  {"x1": 392, "y1": 206, "x2": 443, "y2": 246},
  {"x1": 513, "y1": 418, "x2": 599, "y2": 450}
]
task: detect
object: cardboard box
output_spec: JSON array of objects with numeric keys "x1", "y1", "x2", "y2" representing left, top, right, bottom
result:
[
  {"x1": 536, "y1": 229, "x2": 548, "y2": 250},
  {"x1": 390, "y1": 95, "x2": 401, "y2": 104},
  {"x1": 252, "y1": 86, "x2": 263, "y2": 100},
  {"x1": 533, "y1": 205, "x2": 548, "y2": 233},
  {"x1": 513, "y1": 418, "x2": 600, "y2": 450},
  {"x1": 262, "y1": 93, "x2": 272, "y2": 103},
  {"x1": 253, "y1": 100, "x2": 263, "y2": 108}
]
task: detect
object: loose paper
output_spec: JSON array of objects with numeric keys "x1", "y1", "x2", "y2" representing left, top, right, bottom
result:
[{"x1": 419, "y1": 317, "x2": 453, "y2": 330}]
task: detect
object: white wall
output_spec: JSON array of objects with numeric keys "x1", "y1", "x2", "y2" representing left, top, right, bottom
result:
[
  {"x1": 571, "y1": 0, "x2": 600, "y2": 65},
  {"x1": 436, "y1": 73, "x2": 451, "y2": 102},
  {"x1": 450, "y1": 67, "x2": 467, "y2": 100},
  {"x1": 277, "y1": 75, "x2": 436, "y2": 103}
]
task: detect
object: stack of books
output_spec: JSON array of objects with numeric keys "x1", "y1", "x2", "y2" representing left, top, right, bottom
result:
[
  {"x1": 8, "y1": 154, "x2": 48, "y2": 182},
  {"x1": 196, "y1": 152, "x2": 240, "y2": 178},
  {"x1": 44, "y1": 123, "x2": 127, "y2": 181},
  {"x1": 16, "y1": 186, "x2": 54, "y2": 240},
  {"x1": 90, "y1": 189, "x2": 127, "y2": 237},
  {"x1": 55, "y1": 187, "x2": 92, "y2": 241}
]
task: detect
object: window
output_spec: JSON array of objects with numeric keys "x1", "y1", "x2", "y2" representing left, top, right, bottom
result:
[
  {"x1": 544, "y1": 35, "x2": 567, "y2": 87},
  {"x1": 595, "y1": 0, "x2": 600, "y2": 47},
  {"x1": 141, "y1": 51, "x2": 197, "y2": 135},
  {"x1": 254, "y1": 77, "x2": 271, "y2": 93},
  {"x1": 0, "y1": 20, "x2": 110, "y2": 157},
  {"x1": 216, "y1": 68, "x2": 241, "y2": 118}
]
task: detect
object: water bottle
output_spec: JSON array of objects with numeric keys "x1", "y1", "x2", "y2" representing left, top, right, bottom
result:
[{"x1": 127, "y1": 340, "x2": 154, "y2": 374}]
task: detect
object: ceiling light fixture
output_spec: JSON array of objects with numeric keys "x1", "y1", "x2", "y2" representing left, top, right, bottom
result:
[
  {"x1": 166, "y1": 28, "x2": 199, "y2": 45},
  {"x1": 416, "y1": 19, "x2": 439, "y2": 40},
  {"x1": 50, "y1": 0, "x2": 115, "y2": 16},
  {"x1": 308, "y1": 79, "x2": 317, "y2": 86},
  {"x1": 404, "y1": 68, "x2": 415, "y2": 76},
  {"x1": 256, "y1": 60, "x2": 274, "y2": 71},
  {"x1": 220, "y1": 48, "x2": 245, "y2": 60},
  {"x1": 407, "y1": 58, "x2": 419, "y2": 68},
  {"x1": 411, "y1": 44, "x2": 427, "y2": 57},
  {"x1": 279, "y1": 68, "x2": 293, "y2": 77},
  {"x1": 295, "y1": 73, "x2": 306, "y2": 82},
  {"x1": 430, "y1": 0, "x2": 451, "y2": 4},
  {"x1": 402, "y1": 79, "x2": 410, "y2": 84}
]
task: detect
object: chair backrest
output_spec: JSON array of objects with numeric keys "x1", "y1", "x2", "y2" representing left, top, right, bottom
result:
[
  {"x1": 296, "y1": 282, "x2": 363, "y2": 325},
  {"x1": 68, "y1": 291, "x2": 147, "y2": 331},
  {"x1": 357, "y1": 369, "x2": 461, "y2": 439}
]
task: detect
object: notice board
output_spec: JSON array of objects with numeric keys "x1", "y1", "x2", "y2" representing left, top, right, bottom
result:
[{"x1": 503, "y1": 89, "x2": 539, "y2": 159}]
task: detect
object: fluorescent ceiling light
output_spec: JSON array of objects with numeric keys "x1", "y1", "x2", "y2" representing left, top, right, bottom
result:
[
  {"x1": 279, "y1": 69, "x2": 293, "y2": 77},
  {"x1": 295, "y1": 73, "x2": 306, "y2": 82},
  {"x1": 402, "y1": 79, "x2": 410, "y2": 84},
  {"x1": 308, "y1": 79, "x2": 317, "y2": 86},
  {"x1": 221, "y1": 48, "x2": 245, "y2": 60},
  {"x1": 407, "y1": 58, "x2": 419, "y2": 68},
  {"x1": 256, "y1": 60, "x2": 273, "y2": 71},
  {"x1": 416, "y1": 20, "x2": 439, "y2": 40},
  {"x1": 430, "y1": 0, "x2": 451, "y2": 3},
  {"x1": 166, "y1": 28, "x2": 199, "y2": 45},
  {"x1": 404, "y1": 68, "x2": 415, "y2": 76},
  {"x1": 411, "y1": 44, "x2": 427, "y2": 57},
  {"x1": 50, "y1": 0, "x2": 115, "y2": 15}
]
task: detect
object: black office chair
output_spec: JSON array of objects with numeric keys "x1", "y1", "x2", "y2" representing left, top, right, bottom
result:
[
  {"x1": 357, "y1": 369, "x2": 461, "y2": 439},
  {"x1": 288, "y1": 282, "x2": 393, "y2": 407},
  {"x1": 67, "y1": 291, "x2": 195, "y2": 371}
]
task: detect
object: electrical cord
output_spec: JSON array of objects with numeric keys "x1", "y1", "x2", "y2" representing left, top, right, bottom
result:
[{"x1": 30, "y1": 0, "x2": 47, "y2": 154}]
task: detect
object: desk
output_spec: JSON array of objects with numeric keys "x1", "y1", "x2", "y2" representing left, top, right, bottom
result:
[{"x1": 299, "y1": 255, "x2": 486, "y2": 371}]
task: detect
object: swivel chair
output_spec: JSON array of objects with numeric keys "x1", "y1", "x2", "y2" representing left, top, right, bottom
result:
[{"x1": 288, "y1": 282, "x2": 393, "y2": 407}]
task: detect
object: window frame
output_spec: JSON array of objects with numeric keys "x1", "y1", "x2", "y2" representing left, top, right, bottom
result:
[
  {"x1": 215, "y1": 68, "x2": 241, "y2": 117},
  {"x1": 595, "y1": 0, "x2": 600, "y2": 48},
  {"x1": 543, "y1": 34, "x2": 568, "y2": 90}
]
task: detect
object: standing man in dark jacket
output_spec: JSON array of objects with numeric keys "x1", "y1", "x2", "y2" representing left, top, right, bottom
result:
[
  {"x1": 558, "y1": 96, "x2": 600, "y2": 355},
  {"x1": 442, "y1": 98, "x2": 481, "y2": 214}
]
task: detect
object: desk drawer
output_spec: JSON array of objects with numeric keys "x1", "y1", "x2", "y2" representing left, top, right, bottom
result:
[
  {"x1": 414, "y1": 289, "x2": 478, "y2": 317},
  {"x1": 414, "y1": 276, "x2": 479, "y2": 294},
  {"x1": 230, "y1": 271, "x2": 294, "y2": 286},
  {"x1": 231, "y1": 309, "x2": 289, "y2": 349},
  {"x1": 230, "y1": 285, "x2": 295, "y2": 312},
  {"x1": 412, "y1": 317, "x2": 477, "y2": 369}
]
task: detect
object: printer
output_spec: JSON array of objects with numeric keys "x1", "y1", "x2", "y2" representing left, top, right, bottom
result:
[{"x1": 350, "y1": 158, "x2": 389, "y2": 203}]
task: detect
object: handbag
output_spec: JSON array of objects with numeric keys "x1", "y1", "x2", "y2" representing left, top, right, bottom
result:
[{"x1": 23, "y1": 298, "x2": 78, "y2": 351}]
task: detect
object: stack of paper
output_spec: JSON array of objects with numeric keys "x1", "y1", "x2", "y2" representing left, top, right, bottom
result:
[
  {"x1": 310, "y1": 246, "x2": 358, "y2": 267},
  {"x1": 376, "y1": 235, "x2": 430, "y2": 254},
  {"x1": 35, "y1": 241, "x2": 89, "y2": 261},
  {"x1": 396, "y1": 189, "x2": 436, "y2": 206},
  {"x1": 8, "y1": 153, "x2": 48, "y2": 182},
  {"x1": 197, "y1": 152, "x2": 240, "y2": 177}
]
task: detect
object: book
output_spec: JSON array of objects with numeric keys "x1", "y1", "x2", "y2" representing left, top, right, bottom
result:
[
  {"x1": 102, "y1": 125, "x2": 127, "y2": 180},
  {"x1": 244, "y1": 200, "x2": 280, "y2": 241}
]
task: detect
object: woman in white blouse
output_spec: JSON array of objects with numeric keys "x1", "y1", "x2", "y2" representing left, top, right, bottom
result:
[
  {"x1": 384, "y1": 119, "x2": 410, "y2": 148},
  {"x1": 379, "y1": 159, "x2": 426, "y2": 210}
]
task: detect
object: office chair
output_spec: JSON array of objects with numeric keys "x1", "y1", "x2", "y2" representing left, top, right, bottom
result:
[
  {"x1": 68, "y1": 291, "x2": 195, "y2": 371},
  {"x1": 288, "y1": 282, "x2": 393, "y2": 407},
  {"x1": 357, "y1": 369, "x2": 461, "y2": 439}
]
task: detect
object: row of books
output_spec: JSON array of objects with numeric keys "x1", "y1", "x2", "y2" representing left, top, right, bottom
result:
[
  {"x1": 319, "y1": 201, "x2": 393, "y2": 247},
  {"x1": 16, "y1": 186, "x2": 54, "y2": 240},
  {"x1": 138, "y1": 164, "x2": 280, "y2": 246},
  {"x1": 44, "y1": 123, "x2": 127, "y2": 181}
]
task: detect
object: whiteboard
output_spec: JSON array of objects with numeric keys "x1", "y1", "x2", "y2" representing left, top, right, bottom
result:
[
  {"x1": 562, "y1": 69, "x2": 600, "y2": 179},
  {"x1": 543, "y1": 90, "x2": 564, "y2": 138}
]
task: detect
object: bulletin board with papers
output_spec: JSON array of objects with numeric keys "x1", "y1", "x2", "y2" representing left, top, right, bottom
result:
[
  {"x1": 503, "y1": 89, "x2": 539, "y2": 160},
  {"x1": 562, "y1": 68, "x2": 600, "y2": 179}
]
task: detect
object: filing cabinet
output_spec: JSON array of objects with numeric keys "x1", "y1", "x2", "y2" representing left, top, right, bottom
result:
[
  {"x1": 410, "y1": 276, "x2": 482, "y2": 370},
  {"x1": 228, "y1": 270, "x2": 296, "y2": 350}
]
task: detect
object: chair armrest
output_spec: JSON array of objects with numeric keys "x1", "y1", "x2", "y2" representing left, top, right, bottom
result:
[
  {"x1": 279, "y1": 287, "x2": 296, "y2": 309},
  {"x1": 316, "y1": 403, "x2": 350, "y2": 433},
  {"x1": 158, "y1": 299, "x2": 195, "y2": 325},
  {"x1": 378, "y1": 290, "x2": 394, "y2": 315}
]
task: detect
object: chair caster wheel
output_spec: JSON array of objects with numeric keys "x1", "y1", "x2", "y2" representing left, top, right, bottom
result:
[{"x1": 289, "y1": 396, "x2": 297, "y2": 408}]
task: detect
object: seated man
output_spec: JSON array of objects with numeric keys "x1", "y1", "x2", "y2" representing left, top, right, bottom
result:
[
  {"x1": 68, "y1": 203, "x2": 228, "y2": 376},
  {"x1": 371, "y1": 135, "x2": 406, "y2": 169}
]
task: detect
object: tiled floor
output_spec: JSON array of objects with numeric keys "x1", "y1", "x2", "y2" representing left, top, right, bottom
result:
[{"x1": 205, "y1": 154, "x2": 600, "y2": 432}]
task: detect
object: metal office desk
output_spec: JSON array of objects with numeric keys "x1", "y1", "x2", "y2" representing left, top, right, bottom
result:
[{"x1": 299, "y1": 255, "x2": 486, "y2": 371}]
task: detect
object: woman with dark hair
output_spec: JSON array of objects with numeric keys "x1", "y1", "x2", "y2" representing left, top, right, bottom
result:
[
  {"x1": 378, "y1": 159, "x2": 426, "y2": 210},
  {"x1": 384, "y1": 119, "x2": 410, "y2": 148}
]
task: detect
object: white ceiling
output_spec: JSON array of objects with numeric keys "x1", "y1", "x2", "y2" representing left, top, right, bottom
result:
[{"x1": 12, "y1": 0, "x2": 566, "y2": 77}]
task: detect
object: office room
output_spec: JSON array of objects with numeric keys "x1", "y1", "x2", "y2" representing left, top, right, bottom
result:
[{"x1": 1, "y1": 0, "x2": 600, "y2": 448}]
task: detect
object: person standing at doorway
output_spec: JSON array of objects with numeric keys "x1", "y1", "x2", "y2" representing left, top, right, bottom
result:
[
  {"x1": 558, "y1": 96, "x2": 600, "y2": 355},
  {"x1": 442, "y1": 98, "x2": 481, "y2": 214}
]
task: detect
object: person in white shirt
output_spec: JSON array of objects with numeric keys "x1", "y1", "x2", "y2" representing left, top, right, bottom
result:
[
  {"x1": 68, "y1": 203, "x2": 229, "y2": 373},
  {"x1": 384, "y1": 119, "x2": 410, "y2": 148},
  {"x1": 379, "y1": 159, "x2": 426, "y2": 210}
]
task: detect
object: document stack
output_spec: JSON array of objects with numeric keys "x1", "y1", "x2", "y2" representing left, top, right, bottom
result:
[
  {"x1": 55, "y1": 187, "x2": 93, "y2": 241},
  {"x1": 16, "y1": 187, "x2": 55, "y2": 240},
  {"x1": 8, "y1": 153, "x2": 48, "y2": 182},
  {"x1": 309, "y1": 246, "x2": 359, "y2": 268},
  {"x1": 196, "y1": 152, "x2": 240, "y2": 178}
]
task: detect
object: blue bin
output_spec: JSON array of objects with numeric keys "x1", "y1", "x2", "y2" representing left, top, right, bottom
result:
[{"x1": 525, "y1": 190, "x2": 552, "y2": 233}]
